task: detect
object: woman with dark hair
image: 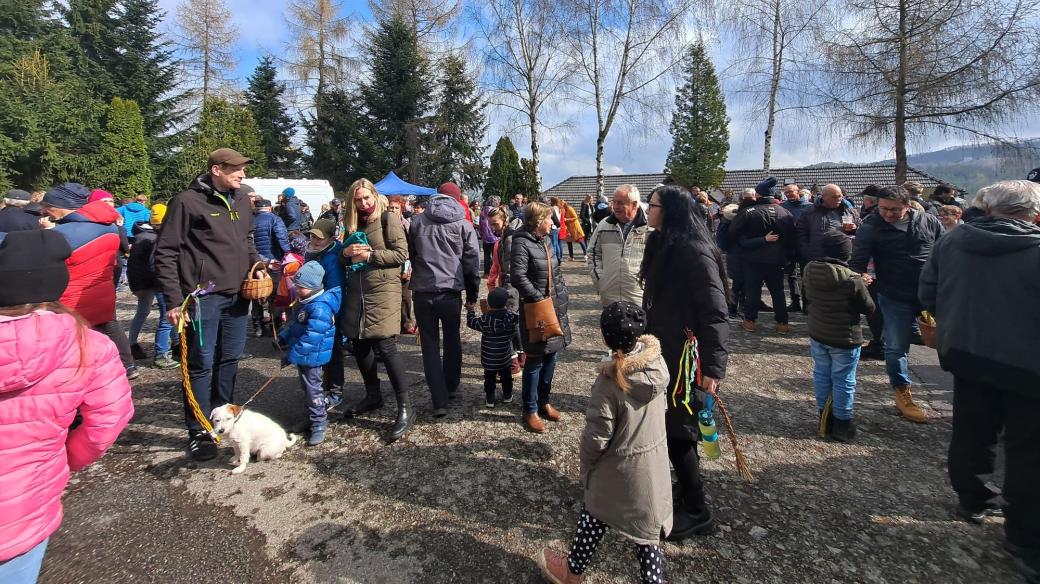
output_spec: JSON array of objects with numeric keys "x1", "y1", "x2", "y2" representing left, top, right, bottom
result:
[
  {"x1": 511, "y1": 201, "x2": 572, "y2": 433},
  {"x1": 639, "y1": 185, "x2": 730, "y2": 541}
]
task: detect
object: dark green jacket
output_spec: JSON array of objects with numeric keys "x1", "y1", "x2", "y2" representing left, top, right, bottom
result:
[{"x1": 804, "y1": 258, "x2": 875, "y2": 348}]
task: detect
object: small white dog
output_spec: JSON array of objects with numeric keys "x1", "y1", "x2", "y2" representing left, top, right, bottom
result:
[{"x1": 209, "y1": 404, "x2": 299, "y2": 474}]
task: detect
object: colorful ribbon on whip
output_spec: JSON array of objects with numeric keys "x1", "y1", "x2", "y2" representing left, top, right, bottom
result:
[
  {"x1": 177, "y1": 281, "x2": 216, "y2": 346},
  {"x1": 670, "y1": 330, "x2": 702, "y2": 415},
  {"x1": 177, "y1": 281, "x2": 218, "y2": 442}
]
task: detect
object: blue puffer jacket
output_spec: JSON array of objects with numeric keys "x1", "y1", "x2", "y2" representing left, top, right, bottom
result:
[
  {"x1": 279, "y1": 197, "x2": 302, "y2": 231},
  {"x1": 279, "y1": 287, "x2": 342, "y2": 367},
  {"x1": 305, "y1": 241, "x2": 345, "y2": 292},
  {"x1": 253, "y1": 211, "x2": 289, "y2": 261},
  {"x1": 118, "y1": 202, "x2": 151, "y2": 237}
]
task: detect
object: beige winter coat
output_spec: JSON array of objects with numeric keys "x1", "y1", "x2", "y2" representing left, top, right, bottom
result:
[
  {"x1": 343, "y1": 211, "x2": 407, "y2": 340},
  {"x1": 580, "y1": 335, "x2": 673, "y2": 545},
  {"x1": 587, "y1": 210, "x2": 649, "y2": 307}
]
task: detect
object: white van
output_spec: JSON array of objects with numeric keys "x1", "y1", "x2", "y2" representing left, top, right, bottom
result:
[{"x1": 241, "y1": 178, "x2": 337, "y2": 219}]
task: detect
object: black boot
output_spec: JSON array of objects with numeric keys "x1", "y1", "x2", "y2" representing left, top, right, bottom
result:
[
  {"x1": 666, "y1": 438, "x2": 716, "y2": 541},
  {"x1": 386, "y1": 400, "x2": 415, "y2": 443},
  {"x1": 831, "y1": 417, "x2": 856, "y2": 443},
  {"x1": 344, "y1": 384, "x2": 384, "y2": 418}
]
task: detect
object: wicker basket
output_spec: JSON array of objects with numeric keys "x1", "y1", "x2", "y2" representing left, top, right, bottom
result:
[
  {"x1": 241, "y1": 262, "x2": 273, "y2": 300},
  {"x1": 918, "y1": 317, "x2": 938, "y2": 349}
]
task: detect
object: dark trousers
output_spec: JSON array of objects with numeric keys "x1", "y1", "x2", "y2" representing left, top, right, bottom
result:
[
  {"x1": 353, "y1": 336, "x2": 409, "y2": 405},
  {"x1": 483, "y1": 367, "x2": 514, "y2": 401},
  {"x1": 725, "y1": 253, "x2": 743, "y2": 313},
  {"x1": 483, "y1": 242, "x2": 495, "y2": 275},
  {"x1": 668, "y1": 437, "x2": 707, "y2": 515},
  {"x1": 413, "y1": 291, "x2": 462, "y2": 408},
  {"x1": 521, "y1": 352, "x2": 558, "y2": 414},
  {"x1": 742, "y1": 262, "x2": 788, "y2": 323},
  {"x1": 93, "y1": 319, "x2": 132, "y2": 368},
  {"x1": 298, "y1": 365, "x2": 327, "y2": 426},
  {"x1": 949, "y1": 376, "x2": 1040, "y2": 551},
  {"x1": 866, "y1": 281, "x2": 885, "y2": 345},
  {"x1": 566, "y1": 240, "x2": 587, "y2": 259},
  {"x1": 325, "y1": 324, "x2": 345, "y2": 390},
  {"x1": 182, "y1": 293, "x2": 248, "y2": 433},
  {"x1": 786, "y1": 261, "x2": 804, "y2": 305}
]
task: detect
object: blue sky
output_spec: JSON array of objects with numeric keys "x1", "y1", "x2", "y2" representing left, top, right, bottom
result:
[{"x1": 155, "y1": 0, "x2": 1034, "y2": 189}]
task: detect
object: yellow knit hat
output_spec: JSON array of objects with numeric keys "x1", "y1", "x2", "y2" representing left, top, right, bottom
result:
[{"x1": 150, "y1": 203, "x2": 167, "y2": 225}]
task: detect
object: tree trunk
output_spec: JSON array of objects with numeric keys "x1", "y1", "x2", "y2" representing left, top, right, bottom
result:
[
  {"x1": 529, "y1": 108, "x2": 541, "y2": 189},
  {"x1": 595, "y1": 132, "x2": 606, "y2": 198},
  {"x1": 894, "y1": 0, "x2": 908, "y2": 184},
  {"x1": 762, "y1": 0, "x2": 782, "y2": 171}
]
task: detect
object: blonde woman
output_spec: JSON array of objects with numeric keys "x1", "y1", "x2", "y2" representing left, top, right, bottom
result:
[{"x1": 340, "y1": 178, "x2": 414, "y2": 443}]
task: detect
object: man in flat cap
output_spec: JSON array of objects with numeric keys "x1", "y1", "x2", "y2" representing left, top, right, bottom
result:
[
  {"x1": 0, "y1": 189, "x2": 41, "y2": 232},
  {"x1": 154, "y1": 148, "x2": 266, "y2": 462}
]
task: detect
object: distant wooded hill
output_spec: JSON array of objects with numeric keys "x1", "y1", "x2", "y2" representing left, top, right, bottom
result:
[{"x1": 808, "y1": 140, "x2": 1040, "y2": 194}]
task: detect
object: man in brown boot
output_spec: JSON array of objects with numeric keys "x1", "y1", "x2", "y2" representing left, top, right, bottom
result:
[{"x1": 850, "y1": 185, "x2": 943, "y2": 423}]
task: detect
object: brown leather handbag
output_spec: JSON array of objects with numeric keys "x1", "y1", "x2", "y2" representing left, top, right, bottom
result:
[{"x1": 523, "y1": 241, "x2": 564, "y2": 343}]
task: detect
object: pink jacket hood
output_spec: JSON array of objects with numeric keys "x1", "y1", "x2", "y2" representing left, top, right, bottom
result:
[{"x1": 0, "y1": 311, "x2": 133, "y2": 561}]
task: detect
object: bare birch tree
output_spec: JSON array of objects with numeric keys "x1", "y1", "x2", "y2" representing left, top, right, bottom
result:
[
  {"x1": 564, "y1": 0, "x2": 694, "y2": 196},
  {"x1": 369, "y1": 0, "x2": 461, "y2": 46},
  {"x1": 472, "y1": 0, "x2": 571, "y2": 186},
  {"x1": 815, "y1": 0, "x2": 1040, "y2": 183},
  {"x1": 284, "y1": 0, "x2": 355, "y2": 112},
  {"x1": 721, "y1": 0, "x2": 828, "y2": 170},
  {"x1": 174, "y1": 0, "x2": 239, "y2": 102}
]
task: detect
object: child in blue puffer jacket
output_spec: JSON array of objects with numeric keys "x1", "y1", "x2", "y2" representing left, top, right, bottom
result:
[{"x1": 278, "y1": 261, "x2": 342, "y2": 446}]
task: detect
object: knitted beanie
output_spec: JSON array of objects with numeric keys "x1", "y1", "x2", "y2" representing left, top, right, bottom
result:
[
  {"x1": 820, "y1": 229, "x2": 853, "y2": 261},
  {"x1": 755, "y1": 177, "x2": 778, "y2": 199},
  {"x1": 294, "y1": 260, "x2": 325, "y2": 290},
  {"x1": 600, "y1": 301, "x2": 647, "y2": 353},
  {"x1": 42, "y1": 183, "x2": 90, "y2": 210},
  {"x1": 150, "y1": 203, "x2": 167, "y2": 225},
  {"x1": 0, "y1": 230, "x2": 72, "y2": 306},
  {"x1": 488, "y1": 287, "x2": 510, "y2": 310},
  {"x1": 89, "y1": 189, "x2": 114, "y2": 204}
]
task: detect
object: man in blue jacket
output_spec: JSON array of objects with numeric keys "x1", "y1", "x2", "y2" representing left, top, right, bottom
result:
[
  {"x1": 251, "y1": 198, "x2": 290, "y2": 336},
  {"x1": 279, "y1": 187, "x2": 302, "y2": 231},
  {"x1": 117, "y1": 193, "x2": 152, "y2": 242},
  {"x1": 851, "y1": 184, "x2": 943, "y2": 424}
]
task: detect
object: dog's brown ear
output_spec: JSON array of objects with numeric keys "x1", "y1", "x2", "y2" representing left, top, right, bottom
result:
[{"x1": 227, "y1": 404, "x2": 241, "y2": 416}]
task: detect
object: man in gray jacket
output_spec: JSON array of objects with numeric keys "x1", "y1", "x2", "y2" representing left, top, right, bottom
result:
[
  {"x1": 920, "y1": 180, "x2": 1040, "y2": 583},
  {"x1": 408, "y1": 182, "x2": 481, "y2": 416},
  {"x1": 587, "y1": 184, "x2": 649, "y2": 306}
]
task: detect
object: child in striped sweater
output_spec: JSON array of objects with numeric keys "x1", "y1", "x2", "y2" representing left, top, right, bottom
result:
[{"x1": 466, "y1": 287, "x2": 520, "y2": 408}]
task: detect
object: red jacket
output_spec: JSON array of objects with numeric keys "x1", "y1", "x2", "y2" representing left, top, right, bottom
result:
[
  {"x1": 53, "y1": 201, "x2": 121, "y2": 326},
  {"x1": 0, "y1": 311, "x2": 133, "y2": 561}
]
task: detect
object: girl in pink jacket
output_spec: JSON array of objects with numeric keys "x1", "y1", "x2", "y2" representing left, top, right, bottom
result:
[{"x1": 0, "y1": 230, "x2": 134, "y2": 583}]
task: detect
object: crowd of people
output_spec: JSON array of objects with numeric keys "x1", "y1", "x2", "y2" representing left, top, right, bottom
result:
[{"x1": 0, "y1": 146, "x2": 1037, "y2": 584}]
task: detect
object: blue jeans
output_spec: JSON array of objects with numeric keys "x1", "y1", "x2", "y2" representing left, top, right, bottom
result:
[
  {"x1": 810, "y1": 340, "x2": 861, "y2": 420},
  {"x1": 0, "y1": 538, "x2": 47, "y2": 584},
  {"x1": 550, "y1": 230, "x2": 562, "y2": 262},
  {"x1": 129, "y1": 289, "x2": 172, "y2": 355},
  {"x1": 878, "y1": 295, "x2": 915, "y2": 387},
  {"x1": 183, "y1": 293, "x2": 248, "y2": 433},
  {"x1": 298, "y1": 365, "x2": 327, "y2": 427},
  {"x1": 522, "y1": 352, "x2": 558, "y2": 414}
]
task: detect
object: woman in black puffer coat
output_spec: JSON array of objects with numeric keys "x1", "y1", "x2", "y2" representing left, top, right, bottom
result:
[
  {"x1": 640, "y1": 185, "x2": 730, "y2": 543},
  {"x1": 511, "y1": 201, "x2": 571, "y2": 433}
]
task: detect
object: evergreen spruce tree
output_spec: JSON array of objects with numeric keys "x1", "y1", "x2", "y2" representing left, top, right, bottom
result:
[
  {"x1": 363, "y1": 15, "x2": 431, "y2": 181},
  {"x1": 247, "y1": 56, "x2": 299, "y2": 177},
  {"x1": 174, "y1": 97, "x2": 267, "y2": 188},
  {"x1": 94, "y1": 97, "x2": 152, "y2": 198},
  {"x1": 112, "y1": 0, "x2": 185, "y2": 145},
  {"x1": 305, "y1": 90, "x2": 382, "y2": 191},
  {"x1": 62, "y1": 0, "x2": 119, "y2": 89},
  {"x1": 519, "y1": 158, "x2": 540, "y2": 199},
  {"x1": 485, "y1": 137, "x2": 522, "y2": 202},
  {"x1": 428, "y1": 54, "x2": 487, "y2": 190},
  {"x1": 664, "y1": 41, "x2": 729, "y2": 189}
]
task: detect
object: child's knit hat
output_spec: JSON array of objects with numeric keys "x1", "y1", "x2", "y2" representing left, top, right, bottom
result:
[
  {"x1": 820, "y1": 229, "x2": 852, "y2": 261},
  {"x1": 294, "y1": 261, "x2": 325, "y2": 290},
  {"x1": 288, "y1": 233, "x2": 307, "y2": 254},
  {"x1": 488, "y1": 287, "x2": 510, "y2": 310},
  {"x1": 600, "y1": 301, "x2": 647, "y2": 353}
]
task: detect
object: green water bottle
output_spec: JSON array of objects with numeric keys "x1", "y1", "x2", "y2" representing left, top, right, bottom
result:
[{"x1": 698, "y1": 400, "x2": 722, "y2": 460}]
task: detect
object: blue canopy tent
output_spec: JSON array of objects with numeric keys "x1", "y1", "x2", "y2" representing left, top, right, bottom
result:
[{"x1": 374, "y1": 171, "x2": 437, "y2": 196}]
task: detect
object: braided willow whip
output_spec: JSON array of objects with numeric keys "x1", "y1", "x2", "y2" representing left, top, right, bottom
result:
[{"x1": 715, "y1": 394, "x2": 754, "y2": 482}]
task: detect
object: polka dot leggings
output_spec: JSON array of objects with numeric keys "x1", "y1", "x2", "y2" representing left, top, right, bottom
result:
[{"x1": 566, "y1": 510, "x2": 665, "y2": 583}]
